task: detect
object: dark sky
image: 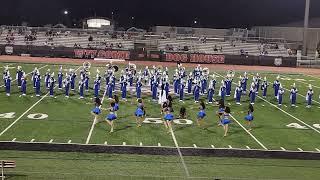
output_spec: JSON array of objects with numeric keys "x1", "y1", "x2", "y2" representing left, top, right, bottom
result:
[{"x1": 0, "y1": 0, "x2": 319, "y2": 29}]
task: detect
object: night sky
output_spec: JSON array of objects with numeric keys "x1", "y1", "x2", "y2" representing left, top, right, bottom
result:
[{"x1": 0, "y1": 0, "x2": 319, "y2": 29}]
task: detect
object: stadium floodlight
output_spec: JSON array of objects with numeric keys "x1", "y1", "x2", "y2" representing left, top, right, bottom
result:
[
  {"x1": 194, "y1": 20, "x2": 197, "y2": 24},
  {"x1": 64, "y1": 10, "x2": 69, "y2": 15},
  {"x1": 303, "y1": 0, "x2": 310, "y2": 56}
]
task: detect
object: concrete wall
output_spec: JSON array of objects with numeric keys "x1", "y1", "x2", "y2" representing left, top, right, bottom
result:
[{"x1": 153, "y1": 26, "x2": 228, "y2": 37}]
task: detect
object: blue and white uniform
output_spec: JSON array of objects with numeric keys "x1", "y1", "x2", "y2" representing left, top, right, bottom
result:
[
  {"x1": 58, "y1": 67, "x2": 63, "y2": 90},
  {"x1": 35, "y1": 74, "x2": 41, "y2": 97},
  {"x1": 187, "y1": 73, "x2": 193, "y2": 94},
  {"x1": 91, "y1": 106, "x2": 101, "y2": 115},
  {"x1": 106, "y1": 107, "x2": 117, "y2": 121},
  {"x1": 290, "y1": 84, "x2": 298, "y2": 106},
  {"x1": 63, "y1": 75, "x2": 70, "y2": 97},
  {"x1": 179, "y1": 80, "x2": 185, "y2": 101},
  {"x1": 79, "y1": 79, "x2": 85, "y2": 99},
  {"x1": 249, "y1": 83, "x2": 256, "y2": 105},
  {"x1": 277, "y1": 88, "x2": 285, "y2": 106},
  {"x1": 94, "y1": 79, "x2": 100, "y2": 98},
  {"x1": 261, "y1": 79, "x2": 268, "y2": 98},
  {"x1": 48, "y1": 75, "x2": 55, "y2": 97},
  {"x1": 207, "y1": 78, "x2": 216, "y2": 104},
  {"x1": 193, "y1": 82, "x2": 200, "y2": 103},
  {"x1": 5, "y1": 76, "x2": 11, "y2": 96},
  {"x1": 234, "y1": 83, "x2": 242, "y2": 105},
  {"x1": 21, "y1": 76, "x2": 27, "y2": 96},
  {"x1": 70, "y1": 71, "x2": 77, "y2": 91},
  {"x1": 44, "y1": 70, "x2": 51, "y2": 90},
  {"x1": 306, "y1": 86, "x2": 313, "y2": 107},
  {"x1": 152, "y1": 81, "x2": 158, "y2": 101},
  {"x1": 136, "y1": 80, "x2": 142, "y2": 99},
  {"x1": 164, "y1": 111, "x2": 174, "y2": 121},
  {"x1": 241, "y1": 73, "x2": 249, "y2": 94},
  {"x1": 16, "y1": 67, "x2": 24, "y2": 87},
  {"x1": 273, "y1": 77, "x2": 281, "y2": 98},
  {"x1": 197, "y1": 106, "x2": 206, "y2": 119},
  {"x1": 225, "y1": 78, "x2": 232, "y2": 97},
  {"x1": 218, "y1": 80, "x2": 226, "y2": 101}
]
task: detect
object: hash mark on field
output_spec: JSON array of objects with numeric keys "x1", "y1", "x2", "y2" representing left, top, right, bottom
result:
[
  {"x1": 315, "y1": 148, "x2": 320, "y2": 152},
  {"x1": 280, "y1": 147, "x2": 286, "y2": 151},
  {"x1": 228, "y1": 103, "x2": 231, "y2": 106},
  {"x1": 261, "y1": 104, "x2": 265, "y2": 107},
  {"x1": 68, "y1": 140, "x2": 72, "y2": 144},
  {"x1": 12, "y1": 138, "x2": 16, "y2": 142},
  {"x1": 284, "y1": 105, "x2": 287, "y2": 107},
  {"x1": 139, "y1": 142, "x2": 143, "y2": 146},
  {"x1": 49, "y1": 139, "x2": 53, "y2": 143},
  {"x1": 123, "y1": 142, "x2": 126, "y2": 146},
  {"x1": 298, "y1": 148, "x2": 303, "y2": 152},
  {"x1": 104, "y1": 141, "x2": 108, "y2": 145},
  {"x1": 30, "y1": 139, "x2": 35, "y2": 142},
  {"x1": 228, "y1": 145, "x2": 233, "y2": 149},
  {"x1": 158, "y1": 143, "x2": 161, "y2": 147},
  {"x1": 193, "y1": 144, "x2": 197, "y2": 148},
  {"x1": 246, "y1": 146, "x2": 251, "y2": 149},
  {"x1": 211, "y1": 145, "x2": 215, "y2": 148}
]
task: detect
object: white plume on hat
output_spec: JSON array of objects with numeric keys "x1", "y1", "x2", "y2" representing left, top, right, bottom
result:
[
  {"x1": 276, "y1": 75, "x2": 280, "y2": 80},
  {"x1": 264, "y1": 77, "x2": 267, "y2": 81},
  {"x1": 51, "y1": 72, "x2": 55, "y2": 77},
  {"x1": 96, "y1": 69, "x2": 100, "y2": 74},
  {"x1": 238, "y1": 81, "x2": 241, "y2": 86},
  {"x1": 292, "y1": 83, "x2": 296, "y2": 87},
  {"x1": 211, "y1": 74, "x2": 216, "y2": 79},
  {"x1": 309, "y1": 84, "x2": 312, "y2": 89}
]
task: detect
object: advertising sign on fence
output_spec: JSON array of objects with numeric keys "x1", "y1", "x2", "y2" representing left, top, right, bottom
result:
[
  {"x1": 165, "y1": 52, "x2": 225, "y2": 64},
  {"x1": 74, "y1": 49, "x2": 130, "y2": 60}
]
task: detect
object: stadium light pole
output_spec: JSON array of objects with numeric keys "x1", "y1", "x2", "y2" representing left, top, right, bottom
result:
[{"x1": 303, "y1": 0, "x2": 310, "y2": 56}]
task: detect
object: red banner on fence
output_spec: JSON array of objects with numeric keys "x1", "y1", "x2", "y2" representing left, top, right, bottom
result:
[
  {"x1": 165, "y1": 52, "x2": 225, "y2": 64},
  {"x1": 74, "y1": 49, "x2": 130, "y2": 59}
]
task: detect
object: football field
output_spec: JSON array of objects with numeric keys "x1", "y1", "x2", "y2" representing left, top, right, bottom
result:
[{"x1": 1, "y1": 60, "x2": 320, "y2": 179}]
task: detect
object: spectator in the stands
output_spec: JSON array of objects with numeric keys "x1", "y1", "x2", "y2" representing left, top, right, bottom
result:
[
  {"x1": 214, "y1": 45, "x2": 218, "y2": 52},
  {"x1": 118, "y1": 43, "x2": 123, "y2": 49},
  {"x1": 240, "y1": 49, "x2": 245, "y2": 55},
  {"x1": 88, "y1": 36, "x2": 93, "y2": 42}
]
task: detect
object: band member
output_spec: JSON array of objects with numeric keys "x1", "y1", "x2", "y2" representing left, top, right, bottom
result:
[
  {"x1": 273, "y1": 76, "x2": 281, "y2": 99},
  {"x1": 136, "y1": 79, "x2": 142, "y2": 99},
  {"x1": 193, "y1": 80, "x2": 201, "y2": 103},
  {"x1": 79, "y1": 79, "x2": 85, "y2": 99},
  {"x1": 249, "y1": 82, "x2": 256, "y2": 105},
  {"x1": 16, "y1": 66, "x2": 24, "y2": 87},
  {"x1": 94, "y1": 78, "x2": 100, "y2": 98},
  {"x1": 58, "y1": 66, "x2": 63, "y2": 90},
  {"x1": 63, "y1": 74, "x2": 70, "y2": 98},
  {"x1": 187, "y1": 72, "x2": 193, "y2": 94},
  {"x1": 218, "y1": 80, "x2": 226, "y2": 101},
  {"x1": 5, "y1": 75, "x2": 11, "y2": 96},
  {"x1": 152, "y1": 80, "x2": 158, "y2": 101},
  {"x1": 225, "y1": 75, "x2": 232, "y2": 97},
  {"x1": 48, "y1": 73, "x2": 55, "y2": 97},
  {"x1": 70, "y1": 69, "x2": 77, "y2": 91},
  {"x1": 207, "y1": 77, "x2": 216, "y2": 104},
  {"x1": 179, "y1": 79, "x2": 185, "y2": 102},
  {"x1": 290, "y1": 83, "x2": 298, "y2": 107},
  {"x1": 44, "y1": 69, "x2": 51, "y2": 90},
  {"x1": 35, "y1": 73, "x2": 41, "y2": 97},
  {"x1": 306, "y1": 84, "x2": 313, "y2": 108},
  {"x1": 277, "y1": 86, "x2": 285, "y2": 107},
  {"x1": 234, "y1": 81, "x2": 242, "y2": 105},
  {"x1": 241, "y1": 72, "x2": 249, "y2": 94},
  {"x1": 261, "y1": 77, "x2": 268, "y2": 98},
  {"x1": 21, "y1": 75, "x2": 27, "y2": 96}
]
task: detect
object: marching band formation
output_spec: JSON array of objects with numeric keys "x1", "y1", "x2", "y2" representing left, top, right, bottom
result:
[{"x1": 2, "y1": 63, "x2": 319, "y2": 136}]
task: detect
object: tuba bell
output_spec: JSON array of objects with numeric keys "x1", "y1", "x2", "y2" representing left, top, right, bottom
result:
[{"x1": 203, "y1": 67, "x2": 210, "y2": 76}]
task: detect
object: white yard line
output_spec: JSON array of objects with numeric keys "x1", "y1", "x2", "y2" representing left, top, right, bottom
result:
[
  {"x1": 315, "y1": 148, "x2": 320, "y2": 152},
  {"x1": 281, "y1": 74, "x2": 320, "y2": 89},
  {"x1": 0, "y1": 64, "x2": 48, "y2": 88},
  {"x1": 305, "y1": 74, "x2": 320, "y2": 80},
  {"x1": 85, "y1": 88, "x2": 107, "y2": 144},
  {"x1": 229, "y1": 114, "x2": 268, "y2": 150},
  {"x1": 214, "y1": 72, "x2": 269, "y2": 150},
  {"x1": 258, "y1": 96, "x2": 320, "y2": 134},
  {"x1": 0, "y1": 65, "x2": 81, "y2": 137},
  {"x1": 169, "y1": 128, "x2": 190, "y2": 178}
]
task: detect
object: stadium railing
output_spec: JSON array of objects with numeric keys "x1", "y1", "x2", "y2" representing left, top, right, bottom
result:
[{"x1": 0, "y1": 160, "x2": 16, "y2": 180}]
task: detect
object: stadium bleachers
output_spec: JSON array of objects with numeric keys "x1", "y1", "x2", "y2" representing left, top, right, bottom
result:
[{"x1": 0, "y1": 27, "x2": 289, "y2": 56}]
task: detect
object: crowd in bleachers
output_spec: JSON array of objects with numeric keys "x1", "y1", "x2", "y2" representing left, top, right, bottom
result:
[{"x1": 0, "y1": 26, "x2": 291, "y2": 57}]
